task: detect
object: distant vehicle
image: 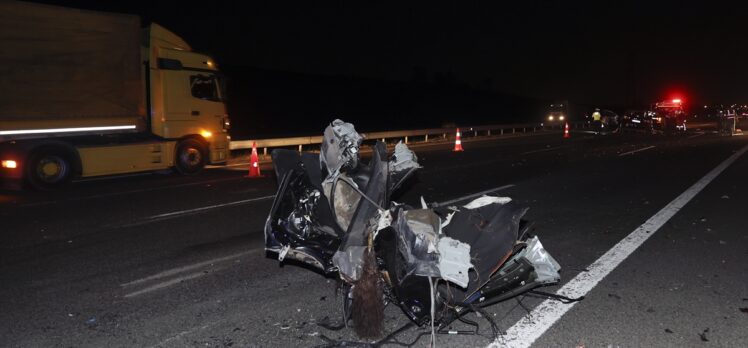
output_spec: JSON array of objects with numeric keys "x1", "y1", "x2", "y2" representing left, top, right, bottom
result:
[
  {"x1": 544, "y1": 103, "x2": 568, "y2": 126},
  {"x1": 0, "y1": 1, "x2": 231, "y2": 189},
  {"x1": 718, "y1": 107, "x2": 739, "y2": 136},
  {"x1": 586, "y1": 108, "x2": 620, "y2": 134},
  {"x1": 622, "y1": 110, "x2": 655, "y2": 130},
  {"x1": 651, "y1": 99, "x2": 687, "y2": 133}
]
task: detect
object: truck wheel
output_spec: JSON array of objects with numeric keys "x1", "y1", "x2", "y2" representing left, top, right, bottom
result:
[
  {"x1": 175, "y1": 139, "x2": 206, "y2": 175},
  {"x1": 26, "y1": 149, "x2": 73, "y2": 190}
]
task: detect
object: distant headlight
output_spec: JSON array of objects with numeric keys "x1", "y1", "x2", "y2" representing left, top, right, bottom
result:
[
  {"x1": 548, "y1": 115, "x2": 554, "y2": 121},
  {"x1": 559, "y1": 115, "x2": 565, "y2": 121}
]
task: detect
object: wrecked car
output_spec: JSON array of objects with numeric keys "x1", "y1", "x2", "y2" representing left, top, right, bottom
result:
[{"x1": 264, "y1": 119, "x2": 562, "y2": 340}]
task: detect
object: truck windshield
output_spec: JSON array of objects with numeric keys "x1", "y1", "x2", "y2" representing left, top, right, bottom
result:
[{"x1": 190, "y1": 74, "x2": 226, "y2": 102}]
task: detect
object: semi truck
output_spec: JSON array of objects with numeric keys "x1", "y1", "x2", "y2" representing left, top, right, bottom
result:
[{"x1": 0, "y1": 1, "x2": 230, "y2": 189}]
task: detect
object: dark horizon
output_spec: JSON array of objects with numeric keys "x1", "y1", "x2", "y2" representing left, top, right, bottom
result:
[
  {"x1": 25, "y1": 0, "x2": 748, "y2": 137},
  {"x1": 33, "y1": 1, "x2": 748, "y2": 105}
]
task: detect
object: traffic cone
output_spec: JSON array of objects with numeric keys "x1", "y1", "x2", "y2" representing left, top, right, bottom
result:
[
  {"x1": 247, "y1": 141, "x2": 262, "y2": 178},
  {"x1": 563, "y1": 122, "x2": 570, "y2": 138},
  {"x1": 453, "y1": 128, "x2": 464, "y2": 152}
]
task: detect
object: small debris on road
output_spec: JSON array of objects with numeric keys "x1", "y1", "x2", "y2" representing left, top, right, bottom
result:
[
  {"x1": 739, "y1": 307, "x2": 748, "y2": 313},
  {"x1": 721, "y1": 195, "x2": 730, "y2": 199},
  {"x1": 699, "y1": 328, "x2": 709, "y2": 342},
  {"x1": 719, "y1": 240, "x2": 726, "y2": 245},
  {"x1": 665, "y1": 328, "x2": 673, "y2": 334},
  {"x1": 608, "y1": 293, "x2": 622, "y2": 300}
]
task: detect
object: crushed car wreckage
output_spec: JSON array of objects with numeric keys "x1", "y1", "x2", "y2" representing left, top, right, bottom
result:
[{"x1": 264, "y1": 119, "x2": 563, "y2": 340}]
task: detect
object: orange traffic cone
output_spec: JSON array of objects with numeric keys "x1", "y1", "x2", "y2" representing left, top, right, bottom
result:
[
  {"x1": 247, "y1": 141, "x2": 262, "y2": 178},
  {"x1": 563, "y1": 122, "x2": 570, "y2": 138},
  {"x1": 453, "y1": 128, "x2": 464, "y2": 152}
]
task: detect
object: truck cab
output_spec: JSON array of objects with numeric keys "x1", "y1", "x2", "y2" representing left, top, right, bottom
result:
[
  {"x1": 147, "y1": 24, "x2": 231, "y2": 170},
  {"x1": 544, "y1": 103, "x2": 567, "y2": 126}
]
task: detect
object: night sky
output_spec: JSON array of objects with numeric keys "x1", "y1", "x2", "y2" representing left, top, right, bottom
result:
[{"x1": 31, "y1": 1, "x2": 748, "y2": 112}]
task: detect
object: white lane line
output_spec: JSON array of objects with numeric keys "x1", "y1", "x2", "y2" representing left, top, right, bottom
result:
[
  {"x1": 206, "y1": 161, "x2": 255, "y2": 168},
  {"x1": 121, "y1": 251, "x2": 253, "y2": 287},
  {"x1": 75, "y1": 172, "x2": 152, "y2": 182},
  {"x1": 498, "y1": 143, "x2": 748, "y2": 348},
  {"x1": 122, "y1": 249, "x2": 264, "y2": 298},
  {"x1": 431, "y1": 184, "x2": 515, "y2": 208},
  {"x1": 21, "y1": 176, "x2": 246, "y2": 207},
  {"x1": 112, "y1": 195, "x2": 276, "y2": 228},
  {"x1": 687, "y1": 133, "x2": 705, "y2": 140},
  {"x1": 521, "y1": 146, "x2": 565, "y2": 155},
  {"x1": 147, "y1": 322, "x2": 222, "y2": 348},
  {"x1": 124, "y1": 271, "x2": 209, "y2": 298},
  {"x1": 618, "y1": 145, "x2": 656, "y2": 156},
  {"x1": 148, "y1": 195, "x2": 276, "y2": 219}
]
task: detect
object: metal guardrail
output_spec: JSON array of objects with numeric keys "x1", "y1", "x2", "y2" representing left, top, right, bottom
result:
[{"x1": 229, "y1": 122, "x2": 575, "y2": 155}]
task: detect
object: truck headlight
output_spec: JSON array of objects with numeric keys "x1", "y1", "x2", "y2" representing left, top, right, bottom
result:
[{"x1": 1, "y1": 160, "x2": 17, "y2": 169}]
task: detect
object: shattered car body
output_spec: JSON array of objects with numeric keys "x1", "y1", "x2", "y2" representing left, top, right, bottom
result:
[{"x1": 264, "y1": 119, "x2": 561, "y2": 337}]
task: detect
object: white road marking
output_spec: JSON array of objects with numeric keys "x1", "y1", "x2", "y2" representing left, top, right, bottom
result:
[
  {"x1": 122, "y1": 249, "x2": 264, "y2": 298},
  {"x1": 21, "y1": 176, "x2": 246, "y2": 207},
  {"x1": 121, "y1": 251, "x2": 253, "y2": 287},
  {"x1": 496, "y1": 143, "x2": 748, "y2": 348},
  {"x1": 124, "y1": 271, "x2": 209, "y2": 298},
  {"x1": 206, "y1": 161, "x2": 256, "y2": 168},
  {"x1": 113, "y1": 195, "x2": 276, "y2": 228},
  {"x1": 147, "y1": 322, "x2": 222, "y2": 348},
  {"x1": 431, "y1": 184, "x2": 515, "y2": 208},
  {"x1": 521, "y1": 146, "x2": 566, "y2": 155},
  {"x1": 75, "y1": 172, "x2": 153, "y2": 182},
  {"x1": 686, "y1": 133, "x2": 705, "y2": 140},
  {"x1": 618, "y1": 145, "x2": 656, "y2": 156},
  {"x1": 148, "y1": 195, "x2": 275, "y2": 219}
]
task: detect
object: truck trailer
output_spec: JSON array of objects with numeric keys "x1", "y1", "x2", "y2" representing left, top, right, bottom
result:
[{"x1": 0, "y1": 1, "x2": 230, "y2": 189}]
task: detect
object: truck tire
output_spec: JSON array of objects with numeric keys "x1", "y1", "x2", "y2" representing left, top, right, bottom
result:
[
  {"x1": 175, "y1": 139, "x2": 207, "y2": 175},
  {"x1": 26, "y1": 148, "x2": 73, "y2": 190}
]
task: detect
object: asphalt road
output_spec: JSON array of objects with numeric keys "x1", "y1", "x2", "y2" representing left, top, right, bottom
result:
[{"x1": 1, "y1": 125, "x2": 747, "y2": 347}]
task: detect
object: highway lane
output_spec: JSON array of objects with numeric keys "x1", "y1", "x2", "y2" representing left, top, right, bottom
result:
[{"x1": 0, "y1": 129, "x2": 746, "y2": 347}]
